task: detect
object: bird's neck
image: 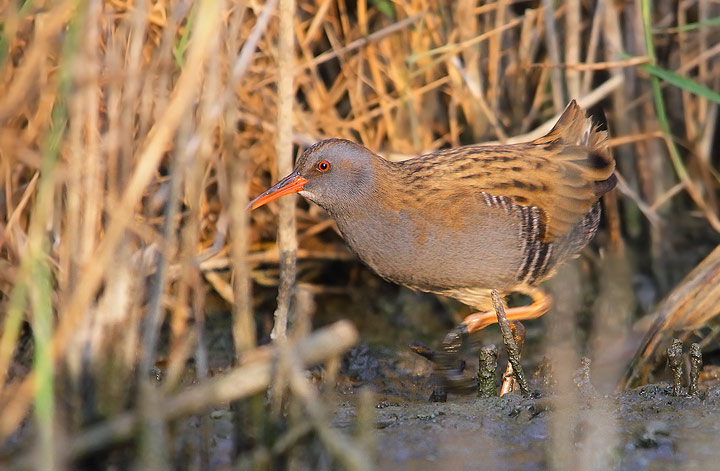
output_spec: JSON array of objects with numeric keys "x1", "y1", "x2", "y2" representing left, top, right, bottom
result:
[
  {"x1": 326, "y1": 161, "x2": 422, "y2": 254},
  {"x1": 322, "y1": 156, "x2": 400, "y2": 219}
]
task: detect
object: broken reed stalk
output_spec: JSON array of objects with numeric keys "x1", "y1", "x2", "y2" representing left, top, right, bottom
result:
[
  {"x1": 272, "y1": 0, "x2": 296, "y2": 340},
  {"x1": 667, "y1": 338, "x2": 684, "y2": 396},
  {"x1": 490, "y1": 290, "x2": 530, "y2": 397},
  {"x1": 477, "y1": 344, "x2": 498, "y2": 398},
  {"x1": 689, "y1": 343, "x2": 702, "y2": 397},
  {"x1": 7, "y1": 321, "x2": 358, "y2": 468}
]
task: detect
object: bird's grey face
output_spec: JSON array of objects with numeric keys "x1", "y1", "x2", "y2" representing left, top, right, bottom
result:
[{"x1": 248, "y1": 139, "x2": 375, "y2": 213}]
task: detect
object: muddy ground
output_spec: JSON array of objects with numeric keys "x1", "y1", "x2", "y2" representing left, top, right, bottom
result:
[
  {"x1": 165, "y1": 245, "x2": 720, "y2": 471},
  {"x1": 202, "y1": 288, "x2": 720, "y2": 470},
  {"x1": 331, "y1": 343, "x2": 720, "y2": 471}
]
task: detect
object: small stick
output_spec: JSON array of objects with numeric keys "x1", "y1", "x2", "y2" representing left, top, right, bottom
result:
[
  {"x1": 491, "y1": 290, "x2": 530, "y2": 397},
  {"x1": 477, "y1": 344, "x2": 499, "y2": 398},
  {"x1": 667, "y1": 338, "x2": 684, "y2": 396},
  {"x1": 689, "y1": 343, "x2": 703, "y2": 397}
]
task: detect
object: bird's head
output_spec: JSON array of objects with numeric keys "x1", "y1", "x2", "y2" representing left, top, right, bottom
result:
[{"x1": 248, "y1": 139, "x2": 380, "y2": 213}]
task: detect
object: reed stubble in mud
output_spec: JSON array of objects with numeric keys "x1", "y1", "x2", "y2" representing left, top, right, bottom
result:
[
  {"x1": 689, "y1": 343, "x2": 703, "y2": 397},
  {"x1": 667, "y1": 338, "x2": 684, "y2": 396},
  {"x1": 477, "y1": 344, "x2": 499, "y2": 398},
  {"x1": 666, "y1": 339, "x2": 704, "y2": 397},
  {"x1": 623, "y1": 245, "x2": 720, "y2": 389}
]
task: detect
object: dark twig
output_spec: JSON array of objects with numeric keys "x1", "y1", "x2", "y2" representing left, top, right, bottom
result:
[
  {"x1": 689, "y1": 343, "x2": 703, "y2": 397},
  {"x1": 477, "y1": 344, "x2": 498, "y2": 398},
  {"x1": 667, "y1": 338, "x2": 684, "y2": 396},
  {"x1": 491, "y1": 290, "x2": 530, "y2": 397}
]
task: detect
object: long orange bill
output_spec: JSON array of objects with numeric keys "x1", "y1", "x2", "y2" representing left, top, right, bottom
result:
[{"x1": 247, "y1": 172, "x2": 308, "y2": 210}]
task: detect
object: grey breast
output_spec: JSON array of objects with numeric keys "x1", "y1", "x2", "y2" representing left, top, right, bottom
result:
[{"x1": 332, "y1": 194, "x2": 527, "y2": 292}]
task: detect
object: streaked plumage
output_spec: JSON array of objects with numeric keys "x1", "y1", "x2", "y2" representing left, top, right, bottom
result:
[{"x1": 249, "y1": 100, "x2": 615, "y2": 315}]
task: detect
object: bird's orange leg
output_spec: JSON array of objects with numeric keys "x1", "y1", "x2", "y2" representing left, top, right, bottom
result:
[
  {"x1": 436, "y1": 288, "x2": 552, "y2": 393},
  {"x1": 500, "y1": 363, "x2": 516, "y2": 396},
  {"x1": 461, "y1": 288, "x2": 552, "y2": 334},
  {"x1": 499, "y1": 321, "x2": 526, "y2": 396}
]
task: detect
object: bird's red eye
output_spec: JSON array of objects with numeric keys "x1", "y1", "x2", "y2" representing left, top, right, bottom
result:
[{"x1": 317, "y1": 160, "x2": 330, "y2": 172}]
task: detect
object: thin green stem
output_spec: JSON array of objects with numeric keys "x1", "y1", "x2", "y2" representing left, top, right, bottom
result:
[{"x1": 640, "y1": 0, "x2": 691, "y2": 185}]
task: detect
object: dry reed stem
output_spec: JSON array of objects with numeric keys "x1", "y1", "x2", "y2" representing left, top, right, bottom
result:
[
  {"x1": 531, "y1": 57, "x2": 650, "y2": 71},
  {"x1": 272, "y1": 0, "x2": 297, "y2": 340},
  {"x1": 0, "y1": 0, "x2": 225, "y2": 441},
  {"x1": 8, "y1": 320, "x2": 358, "y2": 468},
  {"x1": 581, "y1": 0, "x2": 604, "y2": 94},
  {"x1": 227, "y1": 0, "x2": 259, "y2": 358},
  {"x1": 565, "y1": 0, "x2": 580, "y2": 98},
  {"x1": 541, "y1": 0, "x2": 565, "y2": 111},
  {"x1": 231, "y1": 148, "x2": 257, "y2": 353},
  {"x1": 232, "y1": 0, "x2": 279, "y2": 83},
  {"x1": 477, "y1": 75, "x2": 626, "y2": 145},
  {"x1": 0, "y1": 2, "x2": 75, "y2": 123}
]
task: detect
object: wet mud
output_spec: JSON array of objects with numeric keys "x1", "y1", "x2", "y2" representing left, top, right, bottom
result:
[{"x1": 333, "y1": 342, "x2": 720, "y2": 470}]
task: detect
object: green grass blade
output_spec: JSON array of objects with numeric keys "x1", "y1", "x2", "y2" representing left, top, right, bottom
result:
[
  {"x1": 653, "y1": 16, "x2": 720, "y2": 34},
  {"x1": 174, "y1": 3, "x2": 197, "y2": 67},
  {"x1": 639, "y1": 62, "x2": 720, "y2": 104}
]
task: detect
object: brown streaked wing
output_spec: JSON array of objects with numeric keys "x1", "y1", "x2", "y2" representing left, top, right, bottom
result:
[{"x1": 397, "y1": 101, "x2": 614, "y2": 242}]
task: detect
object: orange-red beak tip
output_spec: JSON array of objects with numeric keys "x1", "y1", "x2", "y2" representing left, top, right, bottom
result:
[{"x1": 247, "y1": 174, "x2": 308, "y2": 211}]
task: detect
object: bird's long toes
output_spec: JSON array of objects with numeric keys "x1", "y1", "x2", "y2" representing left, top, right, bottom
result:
[
  {"x1": 436, "y1": 325, "x2": 476, "y2": 393},
  {"x1": 410, "y1": 325, "x2": 478, "y2": 394}
]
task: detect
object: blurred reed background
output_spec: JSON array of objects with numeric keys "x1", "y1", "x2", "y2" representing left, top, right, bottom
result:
[{"x1": 0, "y1": 0, "x2": 719, "y2": 469}]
